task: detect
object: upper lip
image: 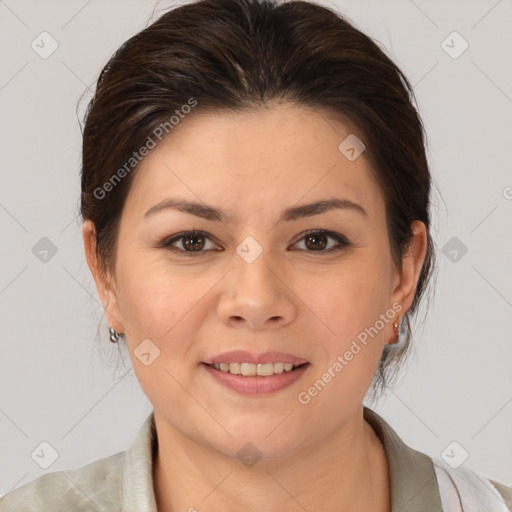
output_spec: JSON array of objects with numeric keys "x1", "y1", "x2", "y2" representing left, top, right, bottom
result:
[{"x1": 203, "y1": 350, "x2": 309, "y2": 366}]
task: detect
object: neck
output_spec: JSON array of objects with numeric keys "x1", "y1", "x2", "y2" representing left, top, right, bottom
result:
[{"x1": 152, "y1": 406, "x2": 390, "y2": 512}]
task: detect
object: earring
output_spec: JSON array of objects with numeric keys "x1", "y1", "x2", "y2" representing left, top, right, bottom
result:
[
  {"x1": 393, "y1": 317, "x2": 400, "y2": 340},
  {"x1": 386, "y1": 315, "x2": 402, "y2": 347},
  {"x1": 389, "y1": 315, "x2": 407, "y2": 348},
  {"x1": 109, "y1": 327, "x2": 122, "y2": 343}
]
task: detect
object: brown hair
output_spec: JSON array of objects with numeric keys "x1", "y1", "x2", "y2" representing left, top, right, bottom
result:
[{"x1": 80, "y1": 0, "x2": 436, "y2": 400}]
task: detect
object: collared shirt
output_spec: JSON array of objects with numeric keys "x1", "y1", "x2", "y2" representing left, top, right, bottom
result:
[{"x1": 1, "y1": 407, "x2": 510, "y2": 511}]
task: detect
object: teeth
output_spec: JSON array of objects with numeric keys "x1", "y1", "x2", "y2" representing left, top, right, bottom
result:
[
  {"x1": 229, "y1": 362, "x2": 241, "y2": 374},
  {"x1": 241, "y1": 363, "x2": 257, "y2": 376},
  {"x1": 210, "y1": 361, "x2": 301, "y2": 376},
  {"x1": 274, "y1": 362, "x2": 284, "y2": 374}
]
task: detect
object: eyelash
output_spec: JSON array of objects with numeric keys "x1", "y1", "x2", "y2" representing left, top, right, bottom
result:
[{"x1": 159, "y1": 229, "x2": 351, "y2": 257}]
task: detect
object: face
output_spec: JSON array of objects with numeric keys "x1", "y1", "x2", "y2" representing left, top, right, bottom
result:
[{"x1": 85, "y1": 103, "x2": 425, "y2": 459}]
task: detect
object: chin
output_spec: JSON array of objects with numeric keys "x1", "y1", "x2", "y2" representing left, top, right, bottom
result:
[{"x1": 219, "y1": 419, "x2": 306, "y2": 456}]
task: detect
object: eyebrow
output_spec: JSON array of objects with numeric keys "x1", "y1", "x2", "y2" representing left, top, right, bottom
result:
[{"x1": 143, "y1": 197, "x2": 367, "y2": 223}]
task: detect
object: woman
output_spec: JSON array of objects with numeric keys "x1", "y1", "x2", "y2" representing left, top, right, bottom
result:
[{"x1": 1, "y1": 0, "x2": 510, "y2": 510}]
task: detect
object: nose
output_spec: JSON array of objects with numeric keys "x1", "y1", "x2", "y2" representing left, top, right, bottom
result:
[{"x1": 216, "y1": 251, "x2": 296, "y2": 330}]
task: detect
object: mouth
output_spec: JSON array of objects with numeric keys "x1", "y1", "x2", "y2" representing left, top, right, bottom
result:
[
  {"x1": 201, "y1": 350, "x2": 310, "y2": 394},
  {"x1": 200, "y1": 361, "x2": 311, "y2": 395}
]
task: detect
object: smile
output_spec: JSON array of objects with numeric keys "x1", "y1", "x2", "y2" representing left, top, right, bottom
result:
[{"x1": 202, "y1": 362, "x2": 310, "y2": 395}]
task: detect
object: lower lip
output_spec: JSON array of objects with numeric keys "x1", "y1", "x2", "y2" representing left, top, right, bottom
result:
[{"x1": 201, "y1": 363, "x2": 310, "y2": 395}]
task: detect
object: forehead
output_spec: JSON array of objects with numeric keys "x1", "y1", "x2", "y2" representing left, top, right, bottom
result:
[{"x1": 124, "y1": 104, "x2": 385, "y2": 223}]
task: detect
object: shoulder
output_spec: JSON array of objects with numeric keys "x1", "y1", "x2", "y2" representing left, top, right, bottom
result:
[
  {"x1": 431, "y1": 457, "x2": 512, "y2": 512},
  {"x1": 490, "y1": 479, "x2": 512, "y2": 511},
  {"x1": 0, "y1": 451, "x2": 125, "y2": 512}
]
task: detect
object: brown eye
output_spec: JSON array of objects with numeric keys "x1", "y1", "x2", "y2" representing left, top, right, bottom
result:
[
  {"x1": 294, "y1": 230, "x2": 350, "y2": 253},
  {"x1": 161, "y1": 230, "x2": 218, "y2": 256},
  {"x1": 182, "y1": 233, "x2": 206, "y2": 252},
  {"x1": 304, "y1": 232, "x2": 328, "y2": 251}
]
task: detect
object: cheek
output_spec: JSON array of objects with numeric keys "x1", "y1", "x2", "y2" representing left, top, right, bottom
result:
[
  {"x1": 295, "y1": 272, "x2": 389, "y2": 422},
  {"x1": 295, "y1": 253, "x2": 391, "y2": 401},
  {"x1": 301, "y1": 257, "x2": 391, "y2": 340},
  {"x1": 114, "y1": 262, "x2": 201, "y2": 410},
  {"x1": 115, "y1": 254, "x2": 190, "y2": 342}
]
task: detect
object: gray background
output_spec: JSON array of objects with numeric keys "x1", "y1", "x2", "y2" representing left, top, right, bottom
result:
[{"x1": 1, "y1": 0, "x2": 511, "y2": 496}]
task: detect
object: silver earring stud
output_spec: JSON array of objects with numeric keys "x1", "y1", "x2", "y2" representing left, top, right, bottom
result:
[{"x1": 109, "y1": 327, "x2": 121, "y2": 343}]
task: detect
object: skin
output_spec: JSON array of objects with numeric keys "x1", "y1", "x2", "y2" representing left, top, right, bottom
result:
[{"x1": 83, "y1": 103, "x2": 427, "y2": 512}]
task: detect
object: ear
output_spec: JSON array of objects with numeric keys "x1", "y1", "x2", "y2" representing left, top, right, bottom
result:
[
  {"x1": 389, "y1": 220, "x2": 428, "y2": 330},
  {"x1": 82, "y1": 219, "x2": 124, "y2": 333}
]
